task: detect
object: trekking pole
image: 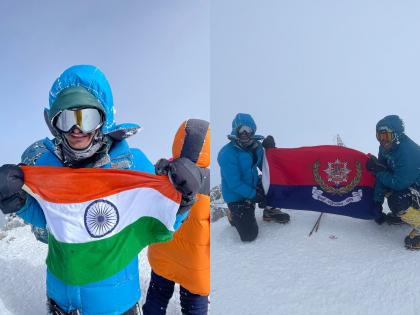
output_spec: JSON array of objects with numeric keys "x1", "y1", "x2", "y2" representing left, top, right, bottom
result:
[
  {"x1": 308, "y1": 212, "x2": 323, "y2": 237},
  {"x1": 315, "y1": 212, "x2": 324, "y2": 232}
]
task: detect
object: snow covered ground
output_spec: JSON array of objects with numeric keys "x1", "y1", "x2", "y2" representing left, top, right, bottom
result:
[
  {"x1": 211, "y1": 207, "x2": 419, "y2": 315},
  {"x1": 2, "y1": 208, "x2": 419, "y2": 315},
  {"x1": 0, "y1": 225, "x2": 181, "y2": 315},
  {"x1": 0, "y1": 214, "x2": 5, "y2": 228}
]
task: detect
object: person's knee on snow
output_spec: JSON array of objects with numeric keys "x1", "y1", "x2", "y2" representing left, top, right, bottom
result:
[
  {"x1": 235, "y1": 209, "x2": 259, "y2": 242},
  {"x1": 228, "y1": 201, "x2": 259, "y2": 242},
  {"x1": 386, "y1": 188, "x2": 420, "y2": 228},
  {"x1": 387, "y1": 190, "x2": 413, "y2": 215},
  {"x1": 239, "y1": 224, "x2": 259, "y2": 242}
]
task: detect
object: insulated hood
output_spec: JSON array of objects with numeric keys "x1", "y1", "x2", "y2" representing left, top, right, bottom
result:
[
  {"x1": 46, "y1": 65, "x2": 140, "y2": 140},
  {"x1": 172, "y1": 119, "x2": 210, "y2": 168}
]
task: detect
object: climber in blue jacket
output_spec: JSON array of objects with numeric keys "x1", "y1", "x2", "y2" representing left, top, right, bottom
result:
[
  {"x1": 366, "y1": 115, "x2": 420, "y2": 250},
  {"x1": 217, "y1": 113, "x2": 290, "y2": 242},
  {"x1": 0, "y1": 65, "x2": 202, "y2": 314}
]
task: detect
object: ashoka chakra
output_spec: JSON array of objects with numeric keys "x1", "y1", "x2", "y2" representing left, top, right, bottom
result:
[{"x1": 84, "y1": 199, "x2": 119, "y2": 238}]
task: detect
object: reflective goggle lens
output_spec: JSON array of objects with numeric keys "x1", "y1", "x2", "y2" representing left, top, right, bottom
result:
[
  {"x1": 54, "y1": 108, "x2": 103, "y2": 133},
  {"x1": 376, "y1": 130, "x2": 395, "y2": 143},
  {"x1": 237, "y1": 125, "x2": 254, "y2": 136}
]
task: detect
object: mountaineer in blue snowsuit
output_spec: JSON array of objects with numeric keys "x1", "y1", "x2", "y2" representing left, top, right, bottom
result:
[
  {"x1": 217, "y1": 113, "x2": 290, "y2": 242},
  {"x1": 366, "y1": 115, "x2": 420, "y2": 250},
  {"x1": 0, "y1": 65, "x2": 202, "y2": 314}
]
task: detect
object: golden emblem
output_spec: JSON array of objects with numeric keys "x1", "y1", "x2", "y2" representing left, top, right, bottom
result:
[{"x1": 313, "y1": 160, "x2": 362, "y2": 195}]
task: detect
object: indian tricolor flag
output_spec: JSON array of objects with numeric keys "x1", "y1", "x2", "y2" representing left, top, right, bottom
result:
[{"x1": 21, "y1": 166, "x2": 181, "y2": 286}]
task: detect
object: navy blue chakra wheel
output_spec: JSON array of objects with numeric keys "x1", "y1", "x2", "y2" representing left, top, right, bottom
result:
[{"x1": 84, "y1": 199, "x2": 119, "y2": 238}]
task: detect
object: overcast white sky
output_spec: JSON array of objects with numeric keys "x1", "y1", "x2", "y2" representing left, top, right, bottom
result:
[
  {"x1": 2, "y1": 1, "x2": 420, "y2": 199},
  {"x1": 211, "y1": 0, "x2": 420, "y2": 185},
  {"x1": 0, "y1": 0, "x2": 209, "y2": 166},
  {"x1": 0, "y1": 1, "x2": 209, "y2": 226}
]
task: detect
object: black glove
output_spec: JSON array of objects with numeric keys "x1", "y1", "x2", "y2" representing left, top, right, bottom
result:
[
  {"x1": 155, "y1": 158, "x2": 171, "y2": 176},
  {"x1": 374, "y1": 213, "x2": 386, "y2": 225},
  {"x1": 366, "y1": 155, "x2": 387, "y2": 173},
  {"x1": 253, "y1": 175, "x2": 267, "y2": 208},
  {"x1": 255, "y1": 183, "x2": 266, "y2": 203},
  {"x1": 168, "y1": 158, "x2": 205, "y2": 215},
  {"x1": 168, "y1": 157, "x2": 204, "y2": 198},
  {"x1": 262, "y1": 135, "x2": 276, "y2": 149},
  {"x1": 0, "y1": 164, "x2": 27, "y2": 214},
  {"x1": 373, "y1": 203, "x2": 386, "y2": 225},
  {"x1": 177, "y1": 194, "x2": 196, "y2": 215}
]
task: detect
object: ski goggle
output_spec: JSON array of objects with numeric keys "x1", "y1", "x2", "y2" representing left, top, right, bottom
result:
[
  {"x1": 237, "y1": 125, "x2": 254, "y2": 136},
  {"x1": 376, "y1": 128, "x2": 395, "y2": 143},
  {"x1": 53, "y1": 108, "x2": 103, "y2": 133},
  {"x1": 236, "y1": 125, "x2": 255, "y2": 148}
]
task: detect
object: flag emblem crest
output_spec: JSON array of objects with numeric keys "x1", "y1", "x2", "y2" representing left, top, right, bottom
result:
[
  {"x1": 324, "y1": 159, "x2": 351, "y2": 185},
  {"x1": 313, "y1": 159, "x2": 362, "y2": 195},
  {"x1": 84, "y1": 199, "x2": 120, "y2": 238}
]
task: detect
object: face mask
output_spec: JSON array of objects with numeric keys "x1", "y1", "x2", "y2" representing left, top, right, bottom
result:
[{"x1": 236, "y1": 125, "x2": 255, "y2": 148}]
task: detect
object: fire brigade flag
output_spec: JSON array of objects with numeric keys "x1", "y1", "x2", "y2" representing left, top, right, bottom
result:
[
  {"x1": 20, "y1": 166, "x2": 181, "y2": 285},
  {"x1": 262, "y1": 145, "x2": 381, "y2": 220}
]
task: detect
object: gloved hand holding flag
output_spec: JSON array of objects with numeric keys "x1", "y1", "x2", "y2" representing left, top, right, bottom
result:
[
  {"x1": 262, "y1": 145, "x2": 381, "y2": 220},
  {"x1": 20, "y1": 165, "x2": 182, "y2": 286}
]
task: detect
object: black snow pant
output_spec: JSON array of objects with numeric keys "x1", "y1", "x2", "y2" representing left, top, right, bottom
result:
[
  {"x1": 142, "y1": 270, "x2": 209, "y2": 315},
  {"x1": 227, "y1": 200, "x2": 259, "y2": 242},
  {"x1": 387, "y1": 186, "x2": 420, "y2": 215}
]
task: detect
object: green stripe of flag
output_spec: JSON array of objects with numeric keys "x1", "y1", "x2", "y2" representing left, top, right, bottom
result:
[{"x1": 47, "y1": 216, "x2": 173, "y2": 285}]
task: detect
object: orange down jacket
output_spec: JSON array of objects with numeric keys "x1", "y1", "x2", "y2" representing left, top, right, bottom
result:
[{"x1": 148, "y1": 119, "x2": 210, "y2": 296}]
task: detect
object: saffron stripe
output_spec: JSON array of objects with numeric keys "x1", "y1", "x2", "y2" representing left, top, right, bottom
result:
[{"x1": 21, "y1": 166, "x2": 181, "y2": 204}]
